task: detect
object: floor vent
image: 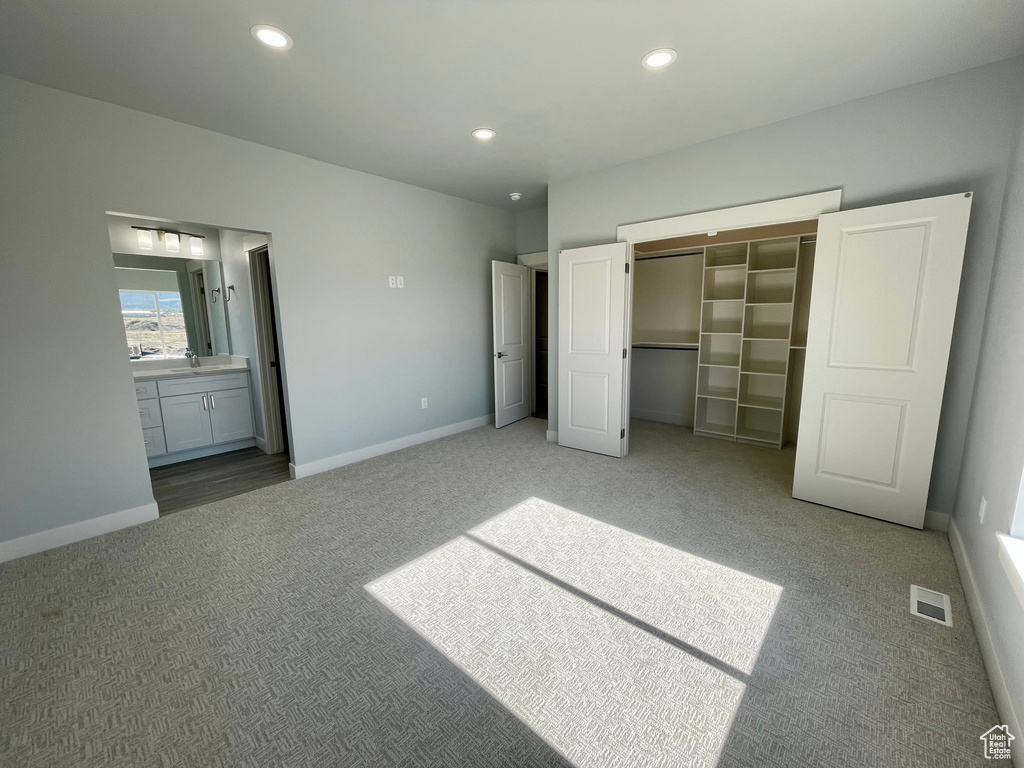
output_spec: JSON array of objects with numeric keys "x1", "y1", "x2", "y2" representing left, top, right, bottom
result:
[{"x1": 910, "y1": 585, "x2": 953, "y2": 627}]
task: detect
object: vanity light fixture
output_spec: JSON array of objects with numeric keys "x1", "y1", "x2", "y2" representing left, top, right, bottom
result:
[
  {"x1": 472, "y1": 128, "x2": 496, "y2": 141},
  {"x1": 642, "y1": 48, "x2": 677, "y2": 70},
  {"x1": 163, "y1": 232, "x2": 180, "y2": 252},
  {"x1": 251, "y1": 24, "x2": 293, "y2": 50},
  {"x1": 137, "y1": 229, "x2": 154, "y2": 250},
  {"x1": 190, "y1": 236, "x2": 205, "y2": 256}
]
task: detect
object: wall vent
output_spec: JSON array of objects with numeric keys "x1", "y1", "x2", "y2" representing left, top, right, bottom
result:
[{"x1": 910, "y1": 585, "x2": 952, "y2": 627}]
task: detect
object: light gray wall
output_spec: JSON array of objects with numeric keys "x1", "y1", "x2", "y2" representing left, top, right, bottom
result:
[
  {"x1": 952, "y1": 90, "x2": 1024, "y2": 743},
  {"x1": 0, "y1": 74, "x2": 514, "y2": 543},
  {"x1": 515, "y1": 206, "x2": 548, "y2": 255},
  {"x1": 547, "y1": 57, "x2": 1024, "y2": 513}
]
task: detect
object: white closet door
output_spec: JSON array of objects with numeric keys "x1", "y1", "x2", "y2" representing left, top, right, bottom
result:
[
  {"x1": 793, "y1": 193, "x2": 972, "y2": 528},
  {"x1": 492, "y1": 261, "x2": 531, "y2": 428},
  {"x1": 558, "y1": 243, "x2": 629, "y2": 457}
]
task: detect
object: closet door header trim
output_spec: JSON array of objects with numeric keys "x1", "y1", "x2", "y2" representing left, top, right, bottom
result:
[{"x1": 616, "y1": 190, "x2": 843, "y2": 245}]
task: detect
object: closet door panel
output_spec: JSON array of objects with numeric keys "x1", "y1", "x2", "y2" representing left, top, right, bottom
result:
[
  {"x1": 793, "y1": 193, "x2": 972, "y2": 528},
  {"x1": 558, "y1": 243, "x2": 628, "y2": 457}
]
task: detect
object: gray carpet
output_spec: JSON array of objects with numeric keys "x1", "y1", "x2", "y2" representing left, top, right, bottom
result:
[{"x1": 0, "y1": 418, "x2": 1000, "y2": 767}]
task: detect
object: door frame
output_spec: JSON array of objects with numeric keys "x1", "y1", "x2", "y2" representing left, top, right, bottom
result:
[
  {"x1": 613, "y1": 191, "x2": 843, "y2": 454},
  {"x1": 247, "y1": 245, "x2": 289, "y2": 455},
  {"x1": 530, "y1": 265, "x2": 548, "y2": 418},
  {"x1": 187, "y1": 265, "x2": 213, "y2": 355}
]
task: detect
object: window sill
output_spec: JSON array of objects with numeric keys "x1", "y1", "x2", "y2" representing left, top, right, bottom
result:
[{"x1": 997, "y1": 534, "x2": 1024, "y2": 611}]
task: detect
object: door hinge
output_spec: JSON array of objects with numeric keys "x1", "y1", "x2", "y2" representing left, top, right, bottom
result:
[
  {"x1": 620, "y1": 428, "x2": 625, "y2": 439},
  {"x1": 622, "y1": 348, "x2": 627, "y2": 359},
  {"x1": 625, "y1": 262, "x2": 630, "y2": 274}
]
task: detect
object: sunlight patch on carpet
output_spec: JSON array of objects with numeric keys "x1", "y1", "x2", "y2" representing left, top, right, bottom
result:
[
  {"x1": 367, "y1": 535, "x2": 744, "y2": 768},
  {"x1": 471, "y1": 497, "x2": 782, "y2": 675}
]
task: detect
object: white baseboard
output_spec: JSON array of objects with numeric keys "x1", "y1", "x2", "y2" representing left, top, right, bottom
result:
[
  {"x1": 630, "y1": 409, "x2": 693, "y2": 427},
  {"x1": 0, "y1": 502, "x2": 159, "y2": 564},
  {"x1": 289, "y1": 414, "x2": 494, "y2": 480},
  {"x1": 546, "y1": 430, "x2": 558, "y2": 443},
  {"x1": 924, "y1": 509, "x2": 950, "y2": 532},
  {"x1": 949, "y1": 520, "x2": 1023, "y2": 763}
]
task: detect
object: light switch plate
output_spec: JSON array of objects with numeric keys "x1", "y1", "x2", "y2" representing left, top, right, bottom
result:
[{"x1": 397, "y1": 276, "x2": 405, "y2": 288}]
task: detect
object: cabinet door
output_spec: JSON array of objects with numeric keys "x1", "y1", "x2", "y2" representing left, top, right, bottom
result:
[
  {"x1": 209, "y1": 387, "x2": 254, "y2": 444},
  {"x1": 161, "y1": 393, "x2": 214, "y2": 453}
]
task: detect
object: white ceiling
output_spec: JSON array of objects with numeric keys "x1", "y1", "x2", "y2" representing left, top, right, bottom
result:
[{"x1": 2, "y1": 1, "x2": 1022, "y2": 210}]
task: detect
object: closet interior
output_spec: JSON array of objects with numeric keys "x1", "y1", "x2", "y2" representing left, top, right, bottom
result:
[{"x1": 630, "y1": 219, "x2": 818, "y2": 448}]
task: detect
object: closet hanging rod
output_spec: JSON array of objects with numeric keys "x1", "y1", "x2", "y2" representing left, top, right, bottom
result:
[
  {"x1": 634, "y1": 251, "x2": 704, "y2": 262},
  {"x1": 631, "y1": 343, "x2": 699, "y2": 351}
]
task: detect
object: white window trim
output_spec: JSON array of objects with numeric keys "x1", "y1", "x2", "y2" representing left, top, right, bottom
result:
[
  {"x1": 998, "y1": 534, "x2": 1024, "y2": 611},
  {"x1": 120, "y1": 288, "x2": 180, "y2": 358}
]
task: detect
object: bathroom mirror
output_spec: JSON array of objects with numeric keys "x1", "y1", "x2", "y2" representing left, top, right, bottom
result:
[{"x1": 108, "y1": 215, "x2": 230, "y2": 360}]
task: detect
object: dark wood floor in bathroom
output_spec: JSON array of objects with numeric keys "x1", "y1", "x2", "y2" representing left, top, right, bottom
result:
[{"x1": 150, "y1": 447, "x2": 292, "y2": 516}]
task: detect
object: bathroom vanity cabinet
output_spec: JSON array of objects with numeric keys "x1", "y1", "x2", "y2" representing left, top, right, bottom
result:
[{"x1": 134, "y1": 369, "x2": 255, "y2": 466}]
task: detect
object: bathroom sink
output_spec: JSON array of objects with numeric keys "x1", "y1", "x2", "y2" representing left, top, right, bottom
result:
[{"x1": 169, "y1": 368, "x2": 195, "y2": 373}]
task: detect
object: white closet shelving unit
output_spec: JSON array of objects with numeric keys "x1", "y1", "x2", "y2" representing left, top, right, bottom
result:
[
  {"x1": 628, "y1": 222, "x2": 816, "y2": 449},
  {"x1": 695, "y1": 236, "x2": 801, "y2": 447}
]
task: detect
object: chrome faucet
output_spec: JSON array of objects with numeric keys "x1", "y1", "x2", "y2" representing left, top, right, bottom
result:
[{"x1": 185, "y1": 349, "x2": 199, "y2": 368}]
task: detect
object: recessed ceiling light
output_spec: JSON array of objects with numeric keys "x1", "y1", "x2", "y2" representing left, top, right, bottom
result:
[
  {"x1": 472, "y1": 128, "x2": 496, "y2": 141},
  {"x1": 642, "y1": 48, "x2": 677, "y2": 70},
  {"x1": 510, "y1": 192, "x2": 523, "y2": 201},
  {"x1": 251, "y1": 25, "x2": 293, "y2": 50}
]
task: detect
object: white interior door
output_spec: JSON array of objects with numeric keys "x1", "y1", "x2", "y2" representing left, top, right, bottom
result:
[
  {"x1": 492, "y1": 261, "x2": 530, "y2": 428},
  {"x1": 558, "y1": 243, "x2": 629, "y2": 457},
  {"x1": 793, "y1": 193, "x2": 972, "y2": 528}
]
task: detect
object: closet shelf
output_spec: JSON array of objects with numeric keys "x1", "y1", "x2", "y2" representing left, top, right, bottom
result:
[
  {"x1": 745, "y1": 300, "x2": 793, "y2": 306},
  {"x1": 699, "y1": 362, "x2": 740, "y2": 369},
  {"x1": 698, "y1": 389, "x2": 738, "y2": 401},
  {"x1": 747, "y1": 267, "x2": 796, "y2": 274},
  {"x1": 742, "y1": 336, "x2": 790, "y2": 342},
  {"x1": 738, "y1": 396, "x2": 784, "y2": 411},
  {"x1": 703, "y1": 298, "x2": 745, "y2": 303},
  {"x1": 695, "y1": 423, "x2": 736, "y2": 438},
  {"x1": 741, "y1": 369, "x2": 786, "y2": 377},
  {"x1": 736, "y1": 426, "x2": 782, "y2": 444}
]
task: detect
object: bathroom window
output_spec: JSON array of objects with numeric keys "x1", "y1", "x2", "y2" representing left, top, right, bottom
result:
[{"x1": 120, "y1": 289, "x2": 187, "y2": 359}]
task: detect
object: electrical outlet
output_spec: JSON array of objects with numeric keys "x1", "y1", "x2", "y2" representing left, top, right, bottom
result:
[
  {"x1": 388, "y1": 275, "x2": 397, "y2": 288},
  {"x1": 979, "y1": 495, "x2": 987, "y2": 525},
  {"x1": 421, "y1": 397, "x2": 428, "y2": 409},
  {"x1": 396, "y1": 275, "x2": 405, "y2": 288}
]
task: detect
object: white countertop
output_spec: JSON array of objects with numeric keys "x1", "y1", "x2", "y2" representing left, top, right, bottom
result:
[{"x1": 131, "y1": 355, "x2": 250, "y2": 381}]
